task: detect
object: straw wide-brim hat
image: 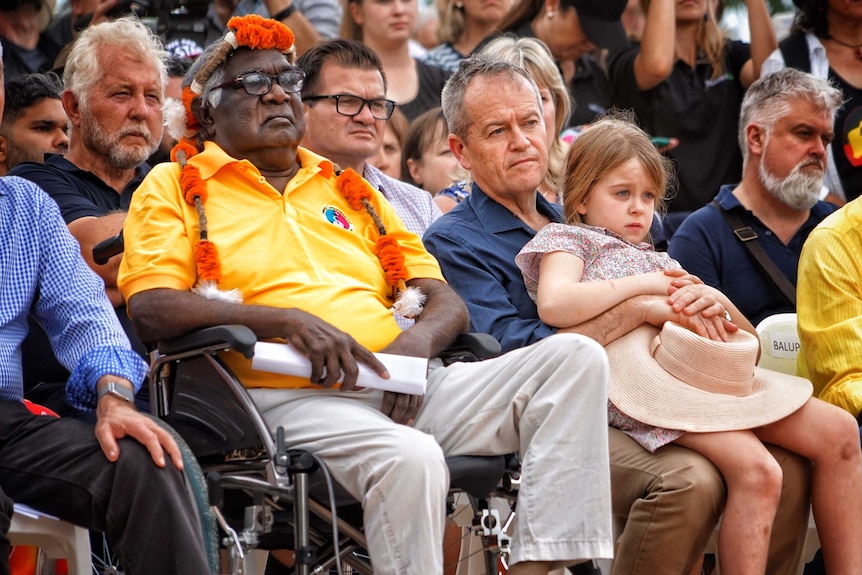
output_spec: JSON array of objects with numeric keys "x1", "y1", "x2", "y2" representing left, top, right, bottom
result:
[{"x1": 606, "y1": 322, "x2": 813, "y2": 433}]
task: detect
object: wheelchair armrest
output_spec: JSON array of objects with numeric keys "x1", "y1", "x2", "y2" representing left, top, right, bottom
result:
[
  {"x1": 158, "y1": 325, "x2": 257, "y2": 359},
  {"x1": 438, "y1": 332, "x2": 502, "y2": 366},
  {"x1": 92, "y1": 231, "x2": 124, "y2": 265}
]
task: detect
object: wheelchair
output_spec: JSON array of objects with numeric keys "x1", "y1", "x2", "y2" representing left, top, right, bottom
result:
[{"x1": 148, "y1": 324, "x2": 522, "y2": 575}]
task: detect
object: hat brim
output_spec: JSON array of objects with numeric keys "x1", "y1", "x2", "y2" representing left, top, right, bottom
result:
[
  {"x1": 607, "y1": 325, "x2": 813, "y2": 432},
  {"x1": 578, "y1": 14, "x2": 629, "y2": 52}
]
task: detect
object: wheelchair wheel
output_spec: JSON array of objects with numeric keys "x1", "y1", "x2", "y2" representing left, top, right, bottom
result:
[
  {"x1": 153, "y1": 418, "x2": 221, "y2": 574},
  {"x1": 89, "y1": 420, "x2": 221, "y2": 575}
]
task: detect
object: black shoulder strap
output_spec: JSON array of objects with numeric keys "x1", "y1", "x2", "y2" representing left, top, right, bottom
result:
[
  {"x1": 778, "y1": 32, "x2": 812, "y2": 73},
  {"x1": 710, "y1": 200, "x2": 796, "y2": 307}
]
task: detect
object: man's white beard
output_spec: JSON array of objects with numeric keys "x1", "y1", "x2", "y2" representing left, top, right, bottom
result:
[{"x1": 757, "y1": 151, "x2": 824, "y2": 211}]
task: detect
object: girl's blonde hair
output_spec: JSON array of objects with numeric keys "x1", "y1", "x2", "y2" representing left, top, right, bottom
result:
[
  {"x1": 563, "y1": 114, "x2": 675, "y2": 226},
  {"x1": 641, "y1": 0, "x2": 726, "y2": 80}
]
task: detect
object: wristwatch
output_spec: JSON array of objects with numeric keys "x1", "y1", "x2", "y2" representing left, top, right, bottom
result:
[{"x1": 98, "y1": 381, "x2": 135, "y2": 404}]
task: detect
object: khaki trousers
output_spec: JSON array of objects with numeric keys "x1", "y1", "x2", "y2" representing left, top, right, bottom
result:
[
  {"x1": 609, "y1": 427, "x2": 811, "y2": 575},
  {"x1": 251, "y1": 333, "x2": 614, "y2": 575}
]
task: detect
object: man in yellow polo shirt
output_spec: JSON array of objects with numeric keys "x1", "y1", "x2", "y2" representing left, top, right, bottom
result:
[
  {"x1": 797, "y1": 196, "x2": 862, "y2": 429},
  {"x1": 118, "y1": 16, "x2": 613, "y2": 575}
]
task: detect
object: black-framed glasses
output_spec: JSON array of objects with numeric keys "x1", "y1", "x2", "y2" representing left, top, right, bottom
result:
[
  {"x1": 304, "y1": 94, "x2": 397, "y2": 120},
  {"x1": 213, "y1": 69, "x2": 305, "y2": 96}
]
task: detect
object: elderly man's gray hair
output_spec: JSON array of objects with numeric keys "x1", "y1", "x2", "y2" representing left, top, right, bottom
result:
[{"x1": 441, "y1": 55, "x2": 542, "y2": 141}]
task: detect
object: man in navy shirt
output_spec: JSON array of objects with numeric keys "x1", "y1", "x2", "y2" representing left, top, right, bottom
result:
[
  {"x1": 669, "y1": 69, "x2": 842, "y2": 327},
  {"x1": 424, "y1": 62, "x2": 813, "y2": 575}
]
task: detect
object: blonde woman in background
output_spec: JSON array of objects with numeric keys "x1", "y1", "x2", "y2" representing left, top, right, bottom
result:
[
  {"x1": 423, "y1": 0, "x2": 513, "y2": 72},
  {"x1": 480, "y1": 35, "x2": 573, "y2": 204}
]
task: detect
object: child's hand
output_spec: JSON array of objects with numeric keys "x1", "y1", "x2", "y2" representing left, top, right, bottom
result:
[
  {"x1": 663, "y1": 269, "x2": 703, "y2": 295},
  {"x1": 676, "y1": 310, "x2": 738, "y2": 342},
  {"x1": 642, "y1": 293, "x2": 737, "y2": 342},
  {"x1": 643, "y1": 271, "x2": 688, "y2": 296},
  {"x1": 667, "y1": 283, "x2": 723, "y2": 316}
]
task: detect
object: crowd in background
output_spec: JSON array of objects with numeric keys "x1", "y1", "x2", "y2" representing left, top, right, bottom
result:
[{"x1": 3, "y1": 1, "x2": 862, "y2": 574}]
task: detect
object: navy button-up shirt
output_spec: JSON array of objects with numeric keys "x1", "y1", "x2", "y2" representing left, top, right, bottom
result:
[{"x1": 423, "y1": 184, "x2": 562, "y2": 353}]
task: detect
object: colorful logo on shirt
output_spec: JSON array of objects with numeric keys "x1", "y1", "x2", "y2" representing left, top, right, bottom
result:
[
  {"x1": 322, "y1": 206, "x2": 353, "y2": 231},
  {"x1": 842, "y1": 107, "x2": 862, "y2": 168}
]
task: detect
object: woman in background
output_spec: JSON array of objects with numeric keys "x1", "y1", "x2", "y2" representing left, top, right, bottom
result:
[
  {"x1": 423, "y1": 0, "x2": 512, "y2": 72},
  {"x1": 342, "y1": 0, "x2": 451, "y2": 121}
]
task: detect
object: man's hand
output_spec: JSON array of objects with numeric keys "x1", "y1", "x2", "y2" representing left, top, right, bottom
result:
[
  {"x1": 94, "y1": 378, "x2": 184, "y2": 469},
  {"x1": 280, "y1": 308, "x2": 389, "y2": 390},
  {"x1": 381, "y1": 392, "x2": 423, "y2": 425}
]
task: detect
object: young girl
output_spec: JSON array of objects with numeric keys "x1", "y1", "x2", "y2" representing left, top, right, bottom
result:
[{"x1": 515, "y1": 117, "x2": 862, "y2": 575}]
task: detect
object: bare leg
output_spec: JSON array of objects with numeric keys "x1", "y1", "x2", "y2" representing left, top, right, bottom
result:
[
  {"x1": 674, "y1": 431, "x2": 782, "y2": 575},
  {"x1": 755, "y1": 398, "x2": 862, "y2": 575}
]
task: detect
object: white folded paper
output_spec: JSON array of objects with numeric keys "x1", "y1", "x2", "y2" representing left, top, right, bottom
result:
[{"x1": 252, "y1": 341, "x2": 429, "y2": 395}]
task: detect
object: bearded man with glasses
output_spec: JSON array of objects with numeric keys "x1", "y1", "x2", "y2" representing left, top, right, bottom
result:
[{"x1": 297, "y1": 38, "x2": 441, "y2": 237}]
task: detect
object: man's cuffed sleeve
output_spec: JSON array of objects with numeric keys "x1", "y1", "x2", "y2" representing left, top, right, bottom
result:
[{"x1": 66, "y1": 346, "x2": 148, "y2": 410}]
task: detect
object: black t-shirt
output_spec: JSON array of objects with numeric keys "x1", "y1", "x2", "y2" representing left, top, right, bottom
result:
[
  {"x1": 568, "y1": 53, "x2": 613, "y2": 128},
  {"x1": 9, "y1": 154, "x2": 146, "y2": 223},
  {"x1": 398, "y1": 59, "x2": 451, "y2": 123},
  {"x1": 828, "y1": 70, "x2": 862, "y2": 202},
  {"x1": 607, "y1": 40, "x2": 750, "y2": 213},
  {"x1": 0, "y1": 35, "x2": 64, "y2": 79}
]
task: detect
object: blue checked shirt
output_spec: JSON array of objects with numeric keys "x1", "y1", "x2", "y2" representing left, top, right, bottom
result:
[{"x1": 0, "y1": 177, "x2": 147, "y2": 409}]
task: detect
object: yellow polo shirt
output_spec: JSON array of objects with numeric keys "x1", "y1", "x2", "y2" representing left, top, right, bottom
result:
[
  {"x1": 797, "y1": 197, "x2": 862, "y2": 417},
  {"x1": 119, "y1": 143, "x2": 444, "y2": 388}
]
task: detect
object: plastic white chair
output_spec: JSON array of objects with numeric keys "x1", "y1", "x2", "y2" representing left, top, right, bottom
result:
[
  {"x1": 755, "y1": 313, "x2": 801, "y2": 376},
  {"x1": 9, "y1": 504, "x2": 91, "y2": 575}
]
